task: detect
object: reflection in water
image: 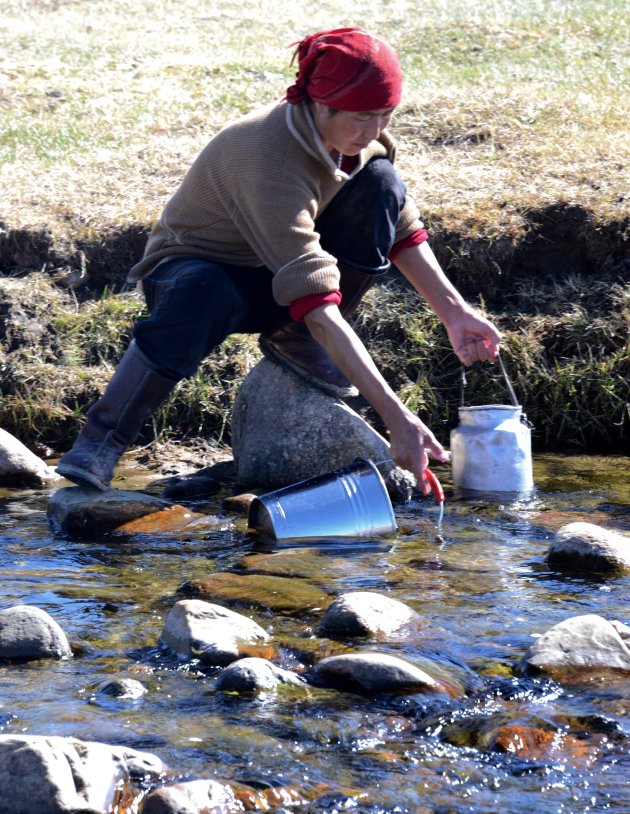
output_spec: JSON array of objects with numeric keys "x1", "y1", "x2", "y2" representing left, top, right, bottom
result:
[{"x1": 0, "y1": 453, "x2": 628, "y2": 812}]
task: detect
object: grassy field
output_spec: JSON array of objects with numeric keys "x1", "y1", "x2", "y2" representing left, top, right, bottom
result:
[
  {"x1": 0, "y1": 0, "x2": 628, "y2": 454},
  {"x1": 1, "y1": 0, "x2": 628, "y2": 239}
]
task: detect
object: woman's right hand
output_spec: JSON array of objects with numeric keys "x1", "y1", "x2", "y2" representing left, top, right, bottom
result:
[{"x1": 385, "y1": 405, "x2": 448, "y2": 493}]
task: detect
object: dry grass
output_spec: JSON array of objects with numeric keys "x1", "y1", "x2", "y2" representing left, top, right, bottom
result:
[{"x1": 1, "y1": 0, "x2": 628, "y2": 246}]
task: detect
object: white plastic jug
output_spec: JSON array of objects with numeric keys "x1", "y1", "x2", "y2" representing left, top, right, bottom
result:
[{"x1": 449, "y1": 356, "x2": 534, "y2": 492}]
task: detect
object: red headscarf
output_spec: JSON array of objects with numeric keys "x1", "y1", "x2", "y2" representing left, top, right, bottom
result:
[{"x1": 285, "y1": 27, "x2": 403, "y2": 112}]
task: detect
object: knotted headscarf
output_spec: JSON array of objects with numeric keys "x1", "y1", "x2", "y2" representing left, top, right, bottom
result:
[{"x1": 285, "y1": 27, "x2": 403, "y2": 112}]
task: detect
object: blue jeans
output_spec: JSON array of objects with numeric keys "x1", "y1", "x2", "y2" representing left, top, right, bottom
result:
[{"x1": 134, "y1": 156, "x2": 407, "y2": 379}]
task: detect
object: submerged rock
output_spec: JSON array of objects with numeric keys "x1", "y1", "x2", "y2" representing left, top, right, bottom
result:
[
  {"x1": 0, "y1": 428, "x2": 59, "y2": 486},
  {"x1": 231, "y1": 357, "x2": 413, "y2": 498},
  {"x1": 0, "y1": 605, "x2": 72, "y2": 662},
  {"x1": 160, "y1": 599, "x2": 270, "y2": 666},
  {"x1": 521, "y1": 613, "x2": 630, "y2": 675},
  {"x1": 547, "y1": 521, "x2": 630, "y2": 571},
  {"x1": 178, "y1": 572, "x2": 330, "y2": 615},
  {"x1": 114, "y1": 504, "x2": 224, "y2": 535},
  {"x1": 0, "y1": 734, "x2": 162, "y2": 814},
  {"x1": 215, "y1": 657, "x2": 305, "y2": 694},
  {"x1": 488, "y1": 723, "x2": 602, "y2": 765},
  {"x1": 319, "y1": 591, "x2": 419, "y2": 638},
  {"x1": 47, "y1": 486, "x2": 174, "y2": 536}
]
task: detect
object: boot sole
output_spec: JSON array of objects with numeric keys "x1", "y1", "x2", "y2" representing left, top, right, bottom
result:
[
  {"x1": 259, "y1": 338, "x2": 359, "y2": 399},
  {"x1": 56, "y1": 463, "x2": 109, "y2": 491}
]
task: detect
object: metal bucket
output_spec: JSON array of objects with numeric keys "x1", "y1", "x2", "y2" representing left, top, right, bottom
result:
[
  {"x1": 450, "y1": 404, "x2": 534, "y2": 492},
  {"x1": 248, "y1": 458, "x2": 397, "y2": 542}
]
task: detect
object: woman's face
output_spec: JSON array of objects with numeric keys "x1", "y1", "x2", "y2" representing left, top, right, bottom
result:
[{"x1": 312, "y1": 103, "x2": 395, "y2": 156}]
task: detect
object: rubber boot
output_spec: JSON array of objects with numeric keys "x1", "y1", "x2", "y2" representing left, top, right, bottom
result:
[
  {"x1": 56, "y1": 341, "x2": 178, "y2": 490},
  {"x1": 258, "y1": 266, "x2": 378, "y2": 399}
]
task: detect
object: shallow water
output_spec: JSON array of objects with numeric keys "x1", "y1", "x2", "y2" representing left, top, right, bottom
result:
[{"x1": 1, "y1": 453, "x2": 629, "y2": 813}]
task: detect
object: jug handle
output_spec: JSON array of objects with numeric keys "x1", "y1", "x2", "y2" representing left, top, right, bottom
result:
[{"x1": 460, "y1": 352, "x2": 520, "y2": 408}]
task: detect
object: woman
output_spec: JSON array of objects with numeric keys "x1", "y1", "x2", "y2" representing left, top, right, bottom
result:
[{"x1": 57, "y1": 27, "x2": 501, "y2": 494}]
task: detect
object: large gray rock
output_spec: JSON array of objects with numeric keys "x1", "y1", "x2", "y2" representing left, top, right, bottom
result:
[
  {"x1": 159, "y1": 599, "x2": 270, "y2": 666},
  {"x1": 319, "y1": 591, "x2": 419, "y2": 638},
  {"x1": 215, "y1": 657, "x2": 305, "y2": 694},
  {"x1": 547, "y1": 522, "x2": 630, "y2": 571},
  {"x1": 231, "y1": 358, "x2": 414, "y2": 498},
  {"x1": 522, "y1": 614, "x2": 630, "y2": 675},
  {"x1": 0, "y1": 605, "x2": 72, "y2": 661},
  {"x1": 47, "y1": 486, "x2": 173, "y2": 536},
  {"x1": 0, "y1": 428, "x2": 59, "y2": 486},
  {"x1": 0, "y1": 734, "x2": 163, "y2": 814}
]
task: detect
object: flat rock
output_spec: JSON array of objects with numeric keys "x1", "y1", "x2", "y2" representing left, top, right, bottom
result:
[
  {"x1": 159, "y1": 599, "x2": 270, "y2": 666},
  {"x1": 215, "y1": 657, "x2": 305, "y2": 693},
  {"x1": 239, "y1": 547, "x2": 341, "y2": 580},
  {"x1": 319, "y1": 591, "x2": 419, "y2": 638},
  {"x1": 231, "y1": 358, "x2": 414, "y2": 499},
  {"x1": 0, "y1": 734, "x2": 162, "y2": 814},
  {"x1": 114, "y1": 504, "x2": 224, "y2": 535},
  {"x1": 521, "y1": 613, "x2": 630, "y2": 676},
  {"x1": 47, "y1": 486, "x2": 174, "y2": 536},
  {"x1": 0, "y1": 605, "x2": 72, "y2": 661},
  {"x1": 0, "y1": 428, "x2": 59, "y2": 486},
  {"x1": 547, "y1": 521, "x2": 630, "y2": 571},
  {"x1": 178, "y1": 572, "x2": 330, "y2": 615}
]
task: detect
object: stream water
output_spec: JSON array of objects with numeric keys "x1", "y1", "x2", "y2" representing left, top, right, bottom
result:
[{"x1": 0, "y1": 453, "x2": 628, "y2": 813}]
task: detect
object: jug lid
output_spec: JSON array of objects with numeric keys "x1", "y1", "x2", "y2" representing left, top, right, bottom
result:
[{"x1": 458, "y1": 404, "x2": 522, "y2": 412}]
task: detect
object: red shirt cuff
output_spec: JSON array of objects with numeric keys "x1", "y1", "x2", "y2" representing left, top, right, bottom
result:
[
  {"x1": 389, "y1": 228, "x2": 429, "y2": 261},
  {"x1": 289, "y1": 290, "x2": 342, "y2": 322}
]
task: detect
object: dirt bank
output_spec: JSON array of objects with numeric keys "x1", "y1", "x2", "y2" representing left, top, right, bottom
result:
[{"x1": 0, "y1": 205, "x2": 628, "y2": 457}]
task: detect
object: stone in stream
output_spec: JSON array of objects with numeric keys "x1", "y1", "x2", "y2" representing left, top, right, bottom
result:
[
  {"x1": 0, "y1": 427, "x2": 59, "y2": 486},
  {"x1": 487, "y1": 723, "x2": 604, "y2": 765},
  {"x1": 231, "y1": 357, "x2": 414, "y2": 499},
  {"x1": 215, "y1": 656, "x2": 306, "y2": 694},
  {"x1": 0, "y1": 605, "x2": 72, "y2": 661},
  {"x1": 159, "y1": 599, "x2": 271, "y2": 666},
  {"x1": 140, "y1": 779, "x2": 241, "y2": 814},
  {"x1": 318, "y1": 591, "x2": 420, "y2": 638},
  {"x1": 0, "y1": 734, "x2": 163, "y2": 814},
  {"x1": 312, "y1": 652, "x2": 464, "y2": 696},
  {"x1": 140, "y1": 777, "x2": 307, "y2": 814},
  {"x1": 521, "y1": 613, "x2": 630, "y2": 676},
  {"x1": 547, "y1": 521, "x2": 630, "y2": 572},
  {"x1": 178, "y1": 572, "x2": 331, "y2": 615},
  {"x1": 94, "y1": 677, "x2": 148, "y2": 700},
  {"x1": 47, "y1": 486, "x2": 179, "y2": 536}
]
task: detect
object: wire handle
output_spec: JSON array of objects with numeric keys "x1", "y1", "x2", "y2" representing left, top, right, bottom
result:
[{"x1": 460, "y1": 352, "x2": 520, "y2": 408}]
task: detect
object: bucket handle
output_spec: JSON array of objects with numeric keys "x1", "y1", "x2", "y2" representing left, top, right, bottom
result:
[{"x1": 459, "y1": 353, "x2": 533, "y2": 428}]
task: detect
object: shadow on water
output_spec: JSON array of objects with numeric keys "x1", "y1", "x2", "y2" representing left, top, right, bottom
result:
[{"x1": 0, "y1": 453, "x2": 629, "y2": 812}]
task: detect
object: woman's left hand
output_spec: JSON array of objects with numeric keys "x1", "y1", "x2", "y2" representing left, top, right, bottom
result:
[{"x1": 444, "y1": 308, "x2": 502, "y2": 366}]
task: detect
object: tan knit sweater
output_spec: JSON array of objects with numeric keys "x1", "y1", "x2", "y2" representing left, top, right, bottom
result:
[{"x1": 128, "y1": 101, "x2": 423, "y2": 306}]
